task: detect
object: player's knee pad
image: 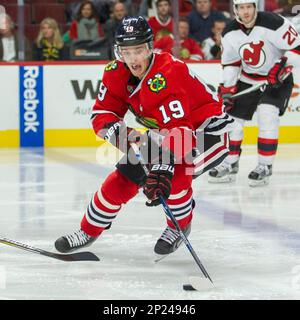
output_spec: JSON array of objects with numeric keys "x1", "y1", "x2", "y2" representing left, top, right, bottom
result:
[
  {"x1": 229, "y1": 117, "x2": 245, "y2": 141},
  {"x1": 102, "y1": 169, "x2": 139, "y2": 204},
  {"x1": 257, "y1": 104, "x2": 280, "y2": 131}
]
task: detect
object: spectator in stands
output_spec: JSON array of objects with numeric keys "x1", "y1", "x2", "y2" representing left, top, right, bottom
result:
[
  {"x1": 201, "y1": 19, "x2": 225, "y2": 60},
  {"x1": 0, "y1": 14, "x2": 31, "y2": 62},
  {"x1": 187, "y1": 0, "x2": 227, "y2": 44},
  {"x1": 179, "y1": 0, "x2": 193, "y2": 17},
  {"x1": 148, "y1": 0, "x2": 173, "y2": 41},
  {"x1": 68, "y1": 1, "x2": 104, "y2": 42},
  {"x1": 32, "y1": 18, "x2": 69, "y2": 61},
  {"x1": 66, "y1": 1, "x2": 110, "y2": 25},
  {"x1": 138, "y1": 0, "x2": 154, "y2": 17},
  {"x1": 265, "y1": 0, "x2": 279, "y2": 12},
  {"x1": 104, "y1": 2, "x2": 127, "y2": 59},
  {"x1": 116, "y1": 0, "x2": 136, "y2": 16},
  {"x1": 154, "y1": 17, "x2": 204, "y2": 61}
]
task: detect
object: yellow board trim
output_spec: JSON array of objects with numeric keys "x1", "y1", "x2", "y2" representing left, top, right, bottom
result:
[
  {"x1": 0, "y1": 130, "x2": 19, "y2": 147},
  {"x1": 1, "y1": 127, "x2": 300, "y2": 148},
  {"x1": 243, "y1": 126, "x2": 300, "y2": 144},
  {"x1": 45, "y1": 127, "x2": 300, "y2": 147},
  {"x1": 44, "y1": 129, "x2": 104, "y2": 147}
]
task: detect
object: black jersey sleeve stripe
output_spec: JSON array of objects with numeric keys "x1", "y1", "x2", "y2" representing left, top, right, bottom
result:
[
  {"x1": 222, "y1": 19, "x2": 240, "y2": 37},
  {"x1": 255, "y1": 12, "x2": 285, "y2": 30},
  {"x1": 291, "y1": 45, "x2": 300, "y2": 55},
  {"x1": 222, "y1": 60, "x2": 242, "y2": 67}
]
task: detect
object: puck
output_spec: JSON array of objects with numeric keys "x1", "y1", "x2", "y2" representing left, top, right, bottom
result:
[{"x1": 183, "y1": 284, "x2": 196, "y2": 291}]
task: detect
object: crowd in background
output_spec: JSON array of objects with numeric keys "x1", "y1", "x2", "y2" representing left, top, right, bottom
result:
[{"x1": 0, "y1": 0, "x2": 299, "y2": 62}]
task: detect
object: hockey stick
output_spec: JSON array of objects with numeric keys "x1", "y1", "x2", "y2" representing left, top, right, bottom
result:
[
  {"x1": 0, "y1": 236, "x2": 100, "y2": 262},
  {"x1": 158, "y1": 194, "x2": 213, "y2": 284},
  {"x1": 231, "y1": 81, "x2": 268, "y2": 100},
  {"x1": 231, "y1": 67, "x2": 293, "y2": 100},
  {"x1": 130, "y1": 143, "x2": 214, "y2": 289}
]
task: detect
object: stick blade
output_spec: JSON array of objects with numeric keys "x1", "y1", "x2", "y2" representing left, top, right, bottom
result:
[
  {"x1": 188, "y1": 276, "x2": 215, "y2": 291},
  {"x1": 53, "y1": 251, "x2": 100, "y2": 262}
]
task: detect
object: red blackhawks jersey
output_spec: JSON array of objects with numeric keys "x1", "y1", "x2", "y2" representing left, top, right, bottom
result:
[
  {"x1": 222, "y1": 12, "x2": 300, "y2": 85},
  {"x1": 91, "y1": 52, "x2": 223, "y2": 160},
  {"x1": 154, "y1": 35, "x2": 204, "y2": 61},
  {"x1": 148, "y1": 16, "x2": 173, "y2": 40}
]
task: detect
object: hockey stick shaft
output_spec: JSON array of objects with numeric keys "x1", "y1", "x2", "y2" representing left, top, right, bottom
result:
[
  {"x1": 0, "y1": 236, "x2": 100, "y2": 262},
  {"x1": 158, "y1": 195, "x2": 213, "y2": 283},
  {"x1": 231, "y1": 81, "x2": 267, "y2": 100},
  {"x1": 231, "y1": 69, "x2": 292, "y2": 100},
  {"x1": 130, "y1": 143, "x2": 213, "y2": 283}
]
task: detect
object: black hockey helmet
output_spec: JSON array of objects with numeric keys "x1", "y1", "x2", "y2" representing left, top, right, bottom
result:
[{"x1": 115, "y1": 16, "x2": 154, "y2": 47}]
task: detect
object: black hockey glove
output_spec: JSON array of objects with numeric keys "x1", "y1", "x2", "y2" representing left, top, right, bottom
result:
[
  {"x1": 143, "y1": 145, "x2": 175, "y2": 206},
  {"x1": 102, "y1": 121, "x2": 142, "y2": 153},
  {"x1": 143, "y1": 163, "x2": 175, "y2": 206}
]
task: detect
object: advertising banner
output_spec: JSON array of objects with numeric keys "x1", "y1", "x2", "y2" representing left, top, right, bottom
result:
[
  {"x1": 43, "y1": 63, "x2": 300, "y2": 130},
  {"x1": 19, "y1": 66, "x2": 44, "y2": 147},
  {"x1": 0, "y1": 62, "x2": 299, "y2": 147},
  {"x1": 43, "y1": 65, "x2": 105, "y2": 129}
]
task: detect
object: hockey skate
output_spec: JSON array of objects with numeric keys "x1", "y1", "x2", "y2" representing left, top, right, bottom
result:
[
  {"x1": 55, "y1": 229, "x2": 97, "y2": 253},
  {"x1": 154, "y1": 223, "x2": 191, "y2": 261},
  {"x1": 248, "y1": 164, "x2": 272, "y2": 187},
  {"x1": 208, "y1": 160, "x2": 239, "y2": 183}
]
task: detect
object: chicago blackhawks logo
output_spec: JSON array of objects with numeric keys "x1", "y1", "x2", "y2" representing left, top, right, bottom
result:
[
  {"x1": 147, "y1": 73, "x2": 167, "y2": 93},
  {"x1": 105, "y1": 60, "x2": 118, "y2": 72},
  {"x1": 239, "y1": 41, "x2": 266, "y2": 69}
]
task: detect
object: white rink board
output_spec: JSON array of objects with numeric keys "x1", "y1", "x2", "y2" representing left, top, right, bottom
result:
[
  {"x1": 0, "y1": 66, "x2": 19, "y2": 131},
  {"x1": 42, "y1": 63, "x2": 300, "y2": 129},
  {"x1": 43, "y1": 64, "x2": 105, "y2": 129},
  {"x1": 0, "y1": 63, "x2": 300, "y2": 131}
]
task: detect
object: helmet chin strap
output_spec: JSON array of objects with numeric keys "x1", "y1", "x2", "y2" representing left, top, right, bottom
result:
[{"x1": 234, "y1": 6, "x2": 257, "y2": 28}]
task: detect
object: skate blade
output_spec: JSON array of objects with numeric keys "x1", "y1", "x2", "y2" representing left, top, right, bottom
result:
[
  {"x1": 208, "y1": 174, "x2": 236, "y2": 184},
  {"x1": 248, "y1": 177, "x2": 270, "y2": 187}
]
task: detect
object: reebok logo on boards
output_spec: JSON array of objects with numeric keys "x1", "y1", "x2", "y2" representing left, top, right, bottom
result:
[
  {"x1": 20, "y1": 65, "x2": 44, "y2": 147},
  {"x1": 23, "y1": 66, "x2": 40, "y2": 133}
]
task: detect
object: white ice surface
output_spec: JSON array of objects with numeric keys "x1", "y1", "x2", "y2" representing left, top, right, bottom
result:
[{"x1": 0, "y1": 145, "x2": 300, "y2": 300}]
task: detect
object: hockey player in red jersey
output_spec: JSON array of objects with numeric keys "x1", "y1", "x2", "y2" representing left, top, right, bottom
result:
[
  {"x1": 54, "y1": 16, "x2": 235, "y2": 257},
  {"x1": 208, "y1": 0, "x2": 300, "y2": 187},
  {"x1": 148, "y1": 0, "x2": 173, "y2": 41}
]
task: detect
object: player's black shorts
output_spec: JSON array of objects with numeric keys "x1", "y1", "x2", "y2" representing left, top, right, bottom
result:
[
  {"x1": 116, "y1": 133, "x2": 229, "y2": 184},
  {"x1": 228, "y1": 74, "x2": 294, "y2": 121}
]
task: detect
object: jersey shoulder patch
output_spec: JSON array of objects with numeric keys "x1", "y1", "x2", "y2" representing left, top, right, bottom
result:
[
  {"x1": 104, "y1": 60, "x2": 119, "y2": 72},
  {"x1": 222, "y1": 20, "x2": 240, "y2": 37},
  {"x1": 255, "y1": 12, "x2": 285, "y2": 31},
  {"x1": 102, "y1": 60, "x2": 130, "y2": 98}
]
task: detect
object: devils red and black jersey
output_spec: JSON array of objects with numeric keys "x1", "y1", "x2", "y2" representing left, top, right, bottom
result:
[
  {"x1": 92, "y1": 52, "x2": 223, "y2": 159},
  {"x1": 222, "y1": 12, "x2": 300, "y2": 84}
]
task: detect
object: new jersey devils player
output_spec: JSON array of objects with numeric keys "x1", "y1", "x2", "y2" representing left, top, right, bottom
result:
[
  {"x1": 209, "y1": 0, "x2": 300, "y2": 187},
  {"x1": 54, "y1": 16, "x2": 235, "y2": 258}
]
